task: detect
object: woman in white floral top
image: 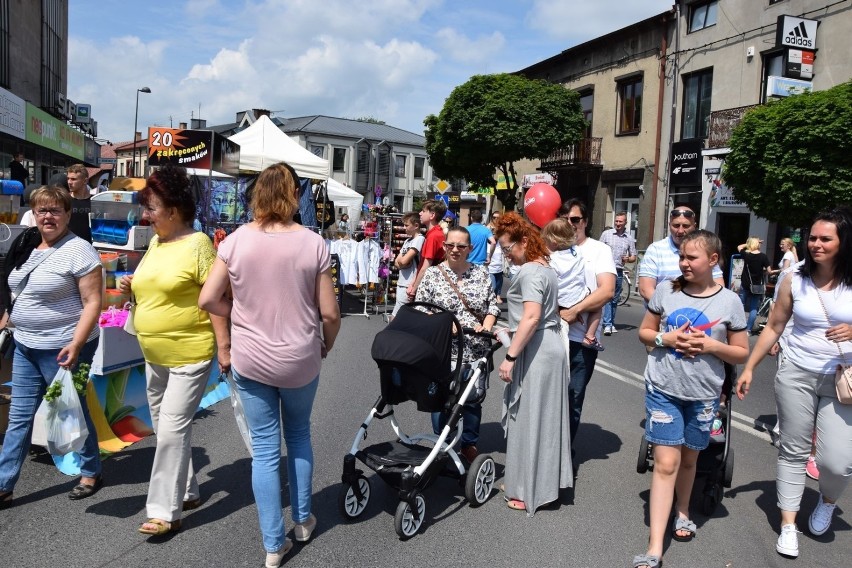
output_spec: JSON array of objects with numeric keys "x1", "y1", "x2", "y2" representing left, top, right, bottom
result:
[{"x1": 415, "y1": 226, "x2": 501, "y2": 462}]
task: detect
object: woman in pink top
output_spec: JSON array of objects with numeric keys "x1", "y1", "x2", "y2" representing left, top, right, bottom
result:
[{"x1": 199, "y1": 162, "x2": 340, "y2": 568}]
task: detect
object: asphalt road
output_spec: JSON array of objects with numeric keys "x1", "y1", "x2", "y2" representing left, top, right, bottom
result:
[{"x1": 0, "y1": 290, "x2": 848, "y2": 568}]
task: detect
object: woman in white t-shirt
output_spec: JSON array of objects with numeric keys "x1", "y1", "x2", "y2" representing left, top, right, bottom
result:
[
  {"x1": 737, "y1": 207, "x2": 852, "y2": 560},
  {"x1": 770, "y1": 237, "x2": 799, "y2": 277}
]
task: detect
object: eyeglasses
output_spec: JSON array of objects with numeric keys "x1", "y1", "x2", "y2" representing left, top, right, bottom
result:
[
  {"x1": 35, "y1": 208, "x2": 65, "y2": 217},
  {"x1": 670, "y1": 209, "x2": 695, "y2": 219},
  {"x1": 500, "y1": 242, "x2": 517, "y2": 254},
  {"x1": 568, "y1": 216, "x2": 584, "y2": 224},
  {"x1": 444, "y1": 243, "x2": 469, "y2": 251}
]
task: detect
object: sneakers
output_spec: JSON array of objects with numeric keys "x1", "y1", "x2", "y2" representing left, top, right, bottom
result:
[
  {"x1": 805, "y1": 456, "x2": 820, "y2": 480},
  {"x1": 808, "y1": 495, "x2": 837, "y2": 536},
  {"x1": 776, "y1": 523, "x2": 799, "y2": 557},
  {"x1": 603, "y1": 326, "x2": 612, "y2": 336},
  {"x1": 265, "y1": 538, "x2": 293, "y2": 568},
  {"x1": 294, "y1": 513, "x2": 317, "y2": 542}
]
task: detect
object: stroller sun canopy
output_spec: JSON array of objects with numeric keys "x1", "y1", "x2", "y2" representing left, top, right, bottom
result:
[{"x1": 371, "y1": 305, "x2": 455, "y2": 372}]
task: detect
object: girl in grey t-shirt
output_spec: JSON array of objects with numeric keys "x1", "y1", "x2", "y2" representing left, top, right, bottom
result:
[{"x1": 632, "y1": 230, "x2": 749, "y2": 568}]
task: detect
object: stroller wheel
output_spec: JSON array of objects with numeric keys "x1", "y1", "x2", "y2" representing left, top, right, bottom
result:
[
  {"x1": 394, "y1": 494, "x2": 426, "y2": 539},
  {"x1": 338, "y1": 475, "x2": 371, "y2": 520},
  {"x1": 723, "y1": 448, "x2": 734, "y2": 488},
  {"x1": 464, "y1": 455, "x2": 496, "y2": 506},
  {"x1": 636, "y1": 435, "x2": 651, "y2": 474}
]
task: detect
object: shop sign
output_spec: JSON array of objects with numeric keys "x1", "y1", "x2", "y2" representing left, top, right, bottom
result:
[
  {"x1": 766, "y1": 76, "x2": 812, "y2": 98},
  {"x1": 708, "y1": 173, "x2": 746, "y2": 209},
  {"x1": 0, "y1": 87, "x2": 26, "y2": 140},
  {"x1": 786, "y1": 49, "x2": 814, "y2": 80},
  {"x1": 495, "y1": 173, "x2": 515, "y2": 190},
  {"x1": 466, "y1": 185, "x2": 494, "y2": 195},
  {"x1": 776, "y1": 15, "x2": 818, "y2": 50},
  {"x1": 434, "y1": 191, "x2": 460, "y2": 203},
  {"x1": 670, "y1": 139, "x2": 703, "y2": 186},
  {"x1": 148, "y1": 128, "x2": 240, "y2": 175},
  {"x1": 25, "y1": 103, "x2": 85, "y2": 160},
  {"x1": 521, "y1": 173, "x2": 553, "y2": 188}
]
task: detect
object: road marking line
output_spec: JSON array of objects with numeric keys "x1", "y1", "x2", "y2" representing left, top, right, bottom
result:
[{"x1": 594, "y1": 359, "x2": 774, "y2": 443}]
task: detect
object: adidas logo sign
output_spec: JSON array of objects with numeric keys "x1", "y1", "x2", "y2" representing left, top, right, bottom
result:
[{"x1": 783, "y1": 21, "x2": 814, "y2": 48}]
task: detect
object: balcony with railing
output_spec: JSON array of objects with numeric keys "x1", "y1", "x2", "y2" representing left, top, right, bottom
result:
[
  {"x1": 539, "y1": 137, "x2": 602, "y2": 169},
  {"x1": 707, "y1": 104, "x2": 760, "y2": 149}
]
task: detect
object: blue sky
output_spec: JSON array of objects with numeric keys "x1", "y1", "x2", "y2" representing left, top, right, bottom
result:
[{"x1": 69, "y1": 0, "x2": 673, "y2": 144}]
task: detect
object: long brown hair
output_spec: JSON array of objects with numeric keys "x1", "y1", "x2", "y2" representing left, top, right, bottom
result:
[
  {"x1": 494, "y1": 212, "x2": 549, "y2": 262},
  {"x1": 251, "y1": 162, "x2": 301, "y2": 227}
]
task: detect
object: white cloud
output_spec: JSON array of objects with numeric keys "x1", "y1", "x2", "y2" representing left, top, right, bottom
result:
[{"x1": 435, "y1": 28, "x2": 506, "y2": 64}]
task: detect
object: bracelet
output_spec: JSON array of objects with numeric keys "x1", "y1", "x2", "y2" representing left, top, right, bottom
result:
[{"x1": 505, "y1": 353, "x2": 517, "y2": 362}]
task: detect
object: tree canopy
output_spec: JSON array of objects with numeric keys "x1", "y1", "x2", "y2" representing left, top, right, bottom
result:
[
  {"x1": 424, "y1": 73, "x2": 585, "y2": 210},
  {"x1": 724, "y1": 81, "x2": 852, "y2": 228}
]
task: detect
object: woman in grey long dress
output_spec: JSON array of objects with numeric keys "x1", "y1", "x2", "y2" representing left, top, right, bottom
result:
[{"x1": 494, "y1": 212, "x2": 572, "y2": 516}]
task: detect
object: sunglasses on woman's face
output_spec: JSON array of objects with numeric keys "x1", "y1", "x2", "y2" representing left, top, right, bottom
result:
[{"x1": 444, "y1": 243, "x2": 469, "y2": 250}]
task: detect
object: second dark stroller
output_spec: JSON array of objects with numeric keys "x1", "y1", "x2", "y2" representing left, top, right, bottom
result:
[{"x1": 338, "y1": 303, "x2": 499, "y2": 539}]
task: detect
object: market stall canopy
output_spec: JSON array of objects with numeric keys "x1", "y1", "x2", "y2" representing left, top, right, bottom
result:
[
  {"x1": 326, "y1": 178, "x2": 364, "y2": 228},
  {"x1": 228, "y1": 115, "x2": 329, "y2": 180}
]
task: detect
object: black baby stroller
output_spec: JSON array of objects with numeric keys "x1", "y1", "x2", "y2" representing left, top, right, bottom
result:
[
  {"x1": 636, "y1": 364, "x2": 736, "y2": 516},
  {"x1": 338, "y1": 302, "x2": 500, "y2": 539}
]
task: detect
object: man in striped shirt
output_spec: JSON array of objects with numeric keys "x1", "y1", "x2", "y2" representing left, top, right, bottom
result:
[{"x1": 638, "y1": 205, "x2": 724, "y2": 302}]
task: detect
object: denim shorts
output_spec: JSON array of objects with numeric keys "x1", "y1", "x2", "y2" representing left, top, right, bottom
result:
[{"x1": 644, "y1": 383, "x2": 718, "y2": 451}]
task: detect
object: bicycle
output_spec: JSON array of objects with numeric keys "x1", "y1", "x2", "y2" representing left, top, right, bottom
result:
[{"x1": 618, "y1": 268, "x2": 632, "y2": 306}]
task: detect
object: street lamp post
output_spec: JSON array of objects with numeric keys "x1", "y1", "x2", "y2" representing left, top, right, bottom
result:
[{"x1": 132, "y1": 87, "x2": 151, "y2": 177}]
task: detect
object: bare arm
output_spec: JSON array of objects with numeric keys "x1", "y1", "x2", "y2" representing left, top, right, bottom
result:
[
  {"x1": 393, "y1": 247, "x2": 418, "y2": 270},
  {"x1": 638, "y1": 276, "x2": 657, "y2": 303},
  {"x1": 57, "y1": 268, "x2": 103, "y2": 368},
  {"x1": 316, "y1": 268, "x2": 341, "y2": 355},
  {"x1": 198, "y1": 258, "x2": 233, "y2": 318},
  {"x1": 736, "y1": 275, "x2": 794, "y2": 399},
  {"x1": 407, "y1": 257, "x2": 434, "y2": 298},
  {"x1": 498, "y1": 300, "x2": 541, "y2": 383}
]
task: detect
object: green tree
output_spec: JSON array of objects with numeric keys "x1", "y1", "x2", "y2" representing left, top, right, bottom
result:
[
  {"x1": 724, "y1": 81, "x2": 852, "y2": 228},
  {"x1": 424, "y1": 73, "x2": 585, "y2": 210}
]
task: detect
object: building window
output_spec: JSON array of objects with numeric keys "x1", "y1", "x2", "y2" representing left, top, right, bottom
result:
[
  {"x1": 617, "y1": 76, "x2": 642, "y2": 134},
  {"x1": 681, "y1": 69, "x2": 713, "y2": 139},
  {"x1": 41, "y1": 0, "x2": 66, "y2": 111},
  {"x1": 688, "y1": 1, "x2": 717, "y2": 33},
  {"x1": 413, "y1": 156, "x2": 425, "y2": 178},
  {"x1": 579, "y1": 89, "x2": 594, "y2": 138},
  {"x1": 394, "y1": 155, "x2": 406, "y2": 178},
  {"x1": 310, "y1": 145, "x2": 325, "y2": 158},
  {"x1": 332, "y1": 148, "x2": 346, "y2": 172},
  {"x1": 761, "y1": 51, "x2": 784, "y2": 103}
]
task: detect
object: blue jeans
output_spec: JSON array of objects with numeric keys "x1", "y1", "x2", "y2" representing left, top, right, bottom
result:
[
  {"x1": 233, "y1": 369, "x2": 318, "y2": 553},
  {"x1": 431, "y1": 403, "x2": 482, "y2": 448},
  {"x1": 742, "y1": 290, "x2": 762, "y2": 332},
  {"x1": 644, "y1": 384, "x2": 718, "y2": 450},
  {"x1": 0, "y1": 338, "x2": 101, "y2": 492},
  {"x1": 602, "y1": 269, "x2": 623, "y2": 328},
  {"x1": 568, "y1": 340, "x2": 599, "y2": 451},
  {"x1": 490, "y1": 272, "x2": 504, "y2": 298}
]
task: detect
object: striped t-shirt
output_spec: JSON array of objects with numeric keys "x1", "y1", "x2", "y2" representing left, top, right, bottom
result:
[
  {"x1": 639, "y1": 235, "x2": 723, "y2": 285},
  {"x1": 9, "y1": 236, "x2": 102, "y2": 349}
]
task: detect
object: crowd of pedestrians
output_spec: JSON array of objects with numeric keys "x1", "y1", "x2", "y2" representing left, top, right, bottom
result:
[{"x1": 1, "y1": 160, "x2": 849, "y2": 567}]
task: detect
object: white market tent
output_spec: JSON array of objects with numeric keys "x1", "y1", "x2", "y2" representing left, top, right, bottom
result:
[
  {"x1": 325, "y1": 178, "x2": 364, "y2": 228},
  {"x1": 228, "y1": 114, "x2": 330, "y2": 180}
]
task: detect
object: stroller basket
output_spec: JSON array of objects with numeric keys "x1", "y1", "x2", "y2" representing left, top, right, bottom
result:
[{"x1": 371, "y1": 303, "x2": 463, "y2": 412}]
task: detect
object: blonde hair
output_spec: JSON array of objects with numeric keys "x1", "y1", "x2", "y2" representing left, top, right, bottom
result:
[
  {"x1": 540, "y1": 217, "x2": 576, "y2": 251},
  {"x1": 251, "y1": 162, "x2": 301, "y2": 227},
  {"x1": 780, "y1": 237, "x2": 799, "y2": 262},
  {"x1": 744, "y1": 236, "x2": 761, "y2": 252},
  {"x1": 30, "y1": 185, "x2": 71, "y2": 211}
]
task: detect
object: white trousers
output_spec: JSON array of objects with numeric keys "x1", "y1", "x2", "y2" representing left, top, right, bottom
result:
[{"x1": 145, "y1": 359, "x2": 213, "y2": 521}]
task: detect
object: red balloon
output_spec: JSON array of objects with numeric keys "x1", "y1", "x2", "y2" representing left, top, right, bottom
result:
[{"x1": 524, "y1": 183, "x2": 561, "y2": 228}]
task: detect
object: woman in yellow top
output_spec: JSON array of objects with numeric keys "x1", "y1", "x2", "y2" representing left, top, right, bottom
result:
[{"x1": 119, "y1": 164, "x2": 230, "y2": 536}]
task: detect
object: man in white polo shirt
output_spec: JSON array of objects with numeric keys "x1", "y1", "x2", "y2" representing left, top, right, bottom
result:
[
  {"x1": 638, "y1": 204, "x2": 723, "y2": 302},
  {"x1": 557, "y1": 199, "x2": 616, "y2": 470}
]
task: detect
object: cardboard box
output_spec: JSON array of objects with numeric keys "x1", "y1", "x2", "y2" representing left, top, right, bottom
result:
[{"x1": 91, "y1": 326, "x2": 145, "y2": 375}]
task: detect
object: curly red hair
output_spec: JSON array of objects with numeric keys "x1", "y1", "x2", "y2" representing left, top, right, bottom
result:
[{"x1": 494, "y1": 212, "x2": 549, "y2": 262}]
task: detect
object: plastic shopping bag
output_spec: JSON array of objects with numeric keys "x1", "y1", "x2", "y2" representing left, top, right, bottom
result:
[
  {"x1": 43, "y1": 368, "x2": 89, "y2": 455},
  {"x1": 222, "y1": 372, "x2": 253, "y2": 456}
]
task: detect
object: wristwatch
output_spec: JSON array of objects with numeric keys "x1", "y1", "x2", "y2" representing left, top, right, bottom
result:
[
  {"x1": 654, "y1": 332, "x2": 665, "y2": 348},
  {"x1": 505, "y1": 353, "x2": 517, "y2": 362}
]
